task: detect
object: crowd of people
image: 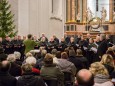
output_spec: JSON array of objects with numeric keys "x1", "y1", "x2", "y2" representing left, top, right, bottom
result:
[{"x1": 0, "y1": 33, "x2": 115, "y2": 86}]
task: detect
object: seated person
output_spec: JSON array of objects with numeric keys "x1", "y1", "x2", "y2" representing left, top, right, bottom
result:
[
  {"x1": 25, "y1": 56, "x2": 40, "y2": 75},
  {"x1": 100, "y1": 54, "x2": 114, "y2": 76},
  {"x1": 17, "y1": 63, "x2": 46, "y2": 86},
  {"x1": 7, "y1": 54, "x2": 22, "y2": 77},
  {"x1": 76, "y1": 69, "x2": 94, "y2": 86},
  {"x1": 56, "y1": 52, "x2": 76, "y2": 84},
  {"x1": 89, "y1": 62, "x2": 114, "y2": 86},
  {"x1": 0, "y1": 60, "x2": 17, "y2": 86},
  {"x1": 40, "y1": 53, "x2": 64, "y2": 86}
]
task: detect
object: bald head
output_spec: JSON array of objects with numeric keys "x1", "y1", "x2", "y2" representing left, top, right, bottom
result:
[
  {"x1": 0, "y1": 60, "x2": 11, "y2": 72},
  {"x1": 77, "y1": 69, "x2": 94, "y2": 86}
]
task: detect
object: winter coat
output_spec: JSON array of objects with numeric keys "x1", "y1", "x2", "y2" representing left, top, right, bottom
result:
[
  {"x1": 94, "y1": 74, "x2": 114, "y2": 86},
  {"x1": 17, "y1": 72, "x2": 46, "y2": 86},
  {"x1": 40, "y1": 64, "x2": 64, "y2": 86}
]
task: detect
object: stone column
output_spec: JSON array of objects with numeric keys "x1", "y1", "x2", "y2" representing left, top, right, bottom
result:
[
  {"x1": 83, "y1": 0, "x2": 87, "y2": 23},
  {"x1": 109, "y1": 0, "x2": 113, "y2": 21},
  {"x1": 67, "y1": 0, "x2": 71, "y2": 22},
  {"x1": 77, "y1": 0, "x2": 80, "y2": 14},
  {"x1": 71, "y1": 0, "x2": 76, "y2": 22}
]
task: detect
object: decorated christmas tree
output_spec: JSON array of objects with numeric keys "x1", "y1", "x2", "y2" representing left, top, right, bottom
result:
[{"x1": 0, "y1": 0, "x2": 17, "y2": 38}]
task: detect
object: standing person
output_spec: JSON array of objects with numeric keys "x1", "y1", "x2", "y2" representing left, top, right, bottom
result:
[
  {"x1": 86, "y1": 33, "x2": 91, "y2": 43},
  {"x1": 64, "y1": 33, "x2": 70, "y2": 44},
  {"x1": 68, "y1": 37, "x2": 77, "y2": 50},
  {"x1": 12, "y1": 36, "x2": 19, "y2": 52},
  {"x1": 39, "y1": 33, "x2": 48, "y2": 42},
  {"x1": 2, "y1": 36, "x2": 13, "y2": 54},
  {"x1": 53, "y1": 35, "x2": 59, "y2": 45},
  {"x1": 97, "y1": 34, "x2": 108, "y2": 59},
  {"x1": 58, "y1": 37, "x2": 67, "y2": 52},
  {"x1": 47, "y1": 37, "x2": 57, "y2": 53},
  {"x1": 23, "y1": 34, "x2": 37, "y2": 54}
]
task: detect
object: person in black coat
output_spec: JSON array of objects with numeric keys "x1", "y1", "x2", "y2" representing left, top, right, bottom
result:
[
  {"x1": 58, "y1": 37, "x2": 67, "y2": 51},
  {"x1": 2, "y1": 36, "x2": 13, "y2": 54},
  {"x1": 68, "y1": 37, "x2": 77, "y2": 50},
  {"x1": 97, "y1": 34, "x2": 108, "y2": 58},
  {"x1": 64, "y1": 33, "x2": 70, "y2": 44},
  {"x1": 12, "y1": 36, "x2": 19, "y2": 52},
  {"x1": 68, "y1": 49, "x2": 84, "y2": 73},
  {"x1": 17, "y1": 63, "x2": 46, "y2": 86},
  {"x1": 47, "y1": 37, "x2": 57, "y2": 53},
  {"x1": 0, "y1": 47, "x2": 7, "y2": 62},
  {"x1": 76, "y1": 49, "x2": 89, "y2": 69},
  {"x1": 53, "y1": 35, "x2": 59, "y2": 45},
  {"x1": 39, "y1": 37, "x2": 48, "y2": 50},
  {"x1": 7, "y1": 54, "x2": 22, "y2": 77},
  {"x1": 0, "y1": 60, "x2": 17, "y2": 86}
]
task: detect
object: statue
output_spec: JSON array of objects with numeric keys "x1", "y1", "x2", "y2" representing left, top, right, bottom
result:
[
  {"x1": 101, "y1": 7, "x2": 107, "y2": 22},
  {"x1": 113, "y1": 11, "x2": 115, "y2": 22},
  {"x1": 76, "y1": 12, "x2": 80, "y2": 22},
  {"x1": 86, "y1": 7, "x2": 93, "y2": 22}
]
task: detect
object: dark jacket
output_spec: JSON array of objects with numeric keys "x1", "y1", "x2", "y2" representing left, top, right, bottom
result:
[
  {"x1": 40, "y1": 64, "x2": 64, "y2": 86},
  {"x1": 0, "y1": 71, "x2": 17, "y2": 86},
  {"x1": 76, "y1": 56, "x2": 89, "y2": 69},
  {"x1": 68, "y1": 56, "x2": 84, "y2": 72},
  {"x1": 97, "y1": 40, "x2": 108, "y2": 57},
  {"x1": 0, "y1": 53, "x2": 7, "y2": 61},
  {"x1": 17, "y1": 73, "x2": 46, "y2": 86},
  {"x1": 9, "y1": 62, "x2": 22, "y2": 77}
]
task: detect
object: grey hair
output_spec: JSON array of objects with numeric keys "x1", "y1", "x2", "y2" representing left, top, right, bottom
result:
[
  {"x1": 7, "y1": 54, "x2": 16, "y2": 62},
  {"x1": 25, "y1": 57, "x2": 36, "y2": 66},
  {"x1": 14, "y1": 51, "x2": 21, "y2": 59}
]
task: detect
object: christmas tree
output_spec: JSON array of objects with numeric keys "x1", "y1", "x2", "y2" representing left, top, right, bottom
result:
[{"x1": 0, "y1": 0, "x2": 17, "y2": 38}]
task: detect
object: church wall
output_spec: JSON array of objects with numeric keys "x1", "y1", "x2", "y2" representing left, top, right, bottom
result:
[
  {"x1": 9, "y1": 0, "x2": 65, "y2": 39},
  {"x1": 8, "y1": 0, "x2": 18, "y2": 32}
]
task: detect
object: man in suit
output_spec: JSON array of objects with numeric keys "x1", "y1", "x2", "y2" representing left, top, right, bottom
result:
[{"x1": 23, "y1": 34, "x2": 37, "y2": 54}]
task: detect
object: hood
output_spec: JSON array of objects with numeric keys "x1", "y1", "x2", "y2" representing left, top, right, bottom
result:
[
  {"x1": 57, "y1": 59, "x2": 73, "y2": 71},
  {"x1": 94, "y1": 74, "x2": 110, "y2": 84},
  {"x1": 20, "y1": 73, "x2": 38, "y2": 84}
]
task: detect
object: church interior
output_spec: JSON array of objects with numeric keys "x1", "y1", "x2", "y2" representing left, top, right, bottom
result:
[
  {"x1": 0, "y1": 0, "x2": 115, "y2": 86},
  {"x1": 5, "y1": 0, "x2": 115, "y2": 39}
]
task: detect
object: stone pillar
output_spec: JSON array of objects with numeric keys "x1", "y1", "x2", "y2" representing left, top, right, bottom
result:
[
  {"x1": 77, "y1": 0, "x2": 80, "y2": 13},
  {"x1": 83, "y1": 0, "x2": 87, "y2": 23},
  {"x1": 71, "y1": 0, "x2": 76, "y2": 22},
  {"x1": 67, "y1": 0, "x2": 71, "y2": 22},
  {"x1": 109, "y1": 0, "x2": 113, "y2": 21}
]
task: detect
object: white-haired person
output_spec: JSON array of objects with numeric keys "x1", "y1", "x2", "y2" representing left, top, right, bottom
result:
[
  {"x1": 22, "y1": 52, "x2": 33, "y2": 64},
  {"x1": 7, "y1": 54, "x2": 22, "y2": 77},
  {"x1": 14, "y1": 51, "x2": 22, "y2": 66},
  {"x1": 89, "y1": 62, "x2": 114, "y2": 86},
  {"x1": 25, "y1": 56, "x2": 40, "y2": 75}
]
